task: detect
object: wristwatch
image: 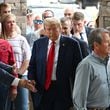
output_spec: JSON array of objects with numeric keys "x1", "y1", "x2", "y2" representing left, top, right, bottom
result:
[{"x1": 18, "y1": 74, "x2": 23, "y2": 78}]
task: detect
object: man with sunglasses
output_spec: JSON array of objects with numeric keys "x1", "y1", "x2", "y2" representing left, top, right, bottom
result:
[{"x1": 33, "y1": 15, "x2": 43, "y2": 31}]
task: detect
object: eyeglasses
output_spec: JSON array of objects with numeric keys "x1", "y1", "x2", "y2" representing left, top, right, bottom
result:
[{"x1": 33, "y1": 20, "x2": 43, "y2": 24}]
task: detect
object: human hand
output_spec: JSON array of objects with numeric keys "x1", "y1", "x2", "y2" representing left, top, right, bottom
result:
[
  {"x1": 69, "y1": 106, "x2": 74, "y2": 110},
  {"x1": 18, "y1": 79, "x2": 37, "y2": 92},
  {"x1": 12, "y1": 64, "x2": 17, "y2": 73}
]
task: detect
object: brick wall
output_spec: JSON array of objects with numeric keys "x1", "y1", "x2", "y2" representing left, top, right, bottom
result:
[
  {"x1": 99, "y1": 0, "x2": 110, "y2": 28},
  {"x1": 1, "y1": 0, "x2": 27, "y2": 35}
]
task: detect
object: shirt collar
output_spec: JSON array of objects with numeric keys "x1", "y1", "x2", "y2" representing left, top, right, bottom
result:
[
  {"x1": 92, "y1": 51, "x2": 109, "y2": 65},
  {"x1": 48, "y1": 35, "x2": 61, "y2": 45},
  {"x1": 81, "y1": 26, "x2": 86, "y2": 34}
]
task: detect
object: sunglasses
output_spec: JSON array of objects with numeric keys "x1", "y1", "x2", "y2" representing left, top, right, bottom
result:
[
  {"x1": 33, "y1": 20, "x2": 43, "y2": 24},
  {"x1": 43, "y1": 16, "x2": 53, "y2": 19}
]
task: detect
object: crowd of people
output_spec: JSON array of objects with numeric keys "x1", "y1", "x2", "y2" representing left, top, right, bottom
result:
[{"x1": 0, "y1": 2, "x2": 109, "y2": 110}]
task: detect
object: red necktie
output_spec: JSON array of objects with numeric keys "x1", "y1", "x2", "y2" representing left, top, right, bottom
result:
[{"x1": 45, "y1": 41, "x2": 55, "y2": 90}]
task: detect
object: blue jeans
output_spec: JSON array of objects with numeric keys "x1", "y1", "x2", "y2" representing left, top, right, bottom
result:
[{"x1": 13, "y1": 75, "x2": 29, "y2": 110}]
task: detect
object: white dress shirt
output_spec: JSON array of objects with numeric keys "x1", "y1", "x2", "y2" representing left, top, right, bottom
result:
[
  {"x1": 47, "y1": 36, "x2": 60, "y2": 80},
  {"x1": 11, "y1": 78, "x2": 20, "y2": 86},
  {"x1": 80, "y1": 27, "x2": 88, "y2": 44},
  {"x1": 73, "y1": 27, "x2": 88, "y2": 44}
]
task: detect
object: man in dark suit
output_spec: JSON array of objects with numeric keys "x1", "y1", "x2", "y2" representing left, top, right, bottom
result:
[
  {"x1": 71, "y1": 11, "x2": 92, "y2": 44},
  {"x1": 73, "y1": 36, "x2": 90, "y2": 58},
  {"x1": 0, "y1": 62, "x2": 36, "y2": 92},
  {"x1": 60, "y1": 17, "x2": 90, "y2": 58},
  {"x1": 28, "y1": 17, "x2": 82, "y2": 110}
]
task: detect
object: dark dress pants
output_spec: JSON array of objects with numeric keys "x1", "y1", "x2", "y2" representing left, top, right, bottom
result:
[{"x1": 36, "y1": 82, "x2": 69, "y2": 110}]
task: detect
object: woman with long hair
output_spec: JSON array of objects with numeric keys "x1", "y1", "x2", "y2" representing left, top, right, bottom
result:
[{"x1": 0, "y1": 13, "x2": 31, "y2": 110}]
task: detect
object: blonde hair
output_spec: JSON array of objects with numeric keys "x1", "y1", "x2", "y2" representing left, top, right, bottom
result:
[
  {"x1": 44, "y1": 17, "x2": 61, "y2": 29},
  {"x1": 0, "y1": 3, "x2": 11, "y2": 15},
  {"x1": 0, "y1": 13, "x2": 16, "y2": 39}
]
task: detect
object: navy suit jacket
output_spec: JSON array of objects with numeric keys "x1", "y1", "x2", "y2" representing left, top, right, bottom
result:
[
  {"x1": 71, "y1": 26, "x2": 92, "y2": 39},
  {"x1": 28, "y1": 36, "x2": 82, "y2": 108},
  {"x1": 72, "y1": 36, "x2": 90, "y2": 58},
  {"x1": 0, "y1": 62, "x2": 14, "y2": 86},
  {"x1": 85, "y1": 26, "x2": 93, "y2": 39}
]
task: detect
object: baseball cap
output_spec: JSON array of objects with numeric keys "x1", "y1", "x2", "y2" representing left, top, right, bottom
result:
[{"x1": 27, "y1": 9, "x2": 33, "y2": 16}]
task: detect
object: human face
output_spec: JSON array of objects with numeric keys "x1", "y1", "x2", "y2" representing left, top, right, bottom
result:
[
  {"x1": 64, "y1": 9, "x2": 74, "y2": 19},
  {"x1": 33, "y1": 19, "x2": 43, "y2": 30},
  {"x1": 95, "y1": 33, "x2": 110, "y2": 58},
  {"x1": 43, "y1": 11, "x2": 53, "y2": 20},
  {"x1": 33, "y1": 16, "x2": 43, "y2": 30},
  {"x1": 72, "y1": 20, "x2": 85, "y2": 33},
  {"x1": 4, "y1": 16, "x2": 16, "y2": 33},
  {"x1": 1, "y1": 7, "x2": 11, "y2": 15},
  {"x1": 44, "y1": 24, "x2": 61, "y2": 41},
  {"x1": 61, "y1": 22, "x2": 71, "y2": 36},
  {"x1": 27, "y1": 14, "x2": 34, "y2": 25}
]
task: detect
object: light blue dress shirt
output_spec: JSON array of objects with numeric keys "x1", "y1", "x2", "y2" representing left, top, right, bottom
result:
[{"x1": 73, "y1": 52, "x2": 110, "y2": 110}]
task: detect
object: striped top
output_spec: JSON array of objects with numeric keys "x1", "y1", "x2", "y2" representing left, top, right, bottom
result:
[{"x1": 7, "y1": 34, "x2": 31, "y2": 75}]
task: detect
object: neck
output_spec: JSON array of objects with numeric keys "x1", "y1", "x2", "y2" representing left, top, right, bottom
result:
[
  {"x1": 94, "y1": 51, "x2": 107, "y2": 60},
  {"x1": 6, "y1": 31, "x2": 17, "y2": 38},
  {"x1": 50, "y1": 37, "x2": 58, "y2": 42},
  {"x1": 27, "y1": 21, "x2": 33, "y2": 26}
]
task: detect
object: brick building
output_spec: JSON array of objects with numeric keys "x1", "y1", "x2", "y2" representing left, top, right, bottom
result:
[
  {"x1": 99, "y1": 0, "x2": 110, "y2": 28},
  {"x1": 0, "y1": 0, "x2": 27, "y2": 35}
]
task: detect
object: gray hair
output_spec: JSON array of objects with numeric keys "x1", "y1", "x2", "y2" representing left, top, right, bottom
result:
[
  {"x1": 88, "y1": 28, "x2": 109, "y2": 50},
  {"x1": 60, "y1": 17, "x2": 71, "y2": 24}
]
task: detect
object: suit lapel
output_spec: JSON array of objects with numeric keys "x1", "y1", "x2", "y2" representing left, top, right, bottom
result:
[
  {"x1": 85, "y1": 27, "x2": 91, "y2": 38},
  {"x1": 41, "y1": 38, "x2": 48, "y2": 61},
  {"x1": 58, "y1": 36, "x2": 66, "y2": 59},
  {"x1": 39, "y1": 37, "x2": 49, "y2": 85},
  {"x1": 56, "y1": 36, "x2": 66, "y2": 75}
]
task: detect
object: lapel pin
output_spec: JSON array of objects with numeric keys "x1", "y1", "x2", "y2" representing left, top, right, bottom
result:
[{"x1": 62, "y1": 43, "x2": 65, "y2": 46}]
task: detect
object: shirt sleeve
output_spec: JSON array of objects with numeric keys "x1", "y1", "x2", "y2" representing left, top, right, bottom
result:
[
  {"x1": 73, "y1": 61, "x2": 91, "y2": 110},
  {"x1": 11, "y1": 78, "x2": 20, "y2": 86}
]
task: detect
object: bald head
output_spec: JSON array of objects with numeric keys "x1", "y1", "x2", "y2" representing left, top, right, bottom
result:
[
  {"x1": 33, "y1": 15, "x2": 43, "y2": 30},
  {"x1": 64, "y1": 7, "x2": 74, "y2": 19},
  {"x1": 34, "y1": 15, "x2": 42, "y2": 20}
]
